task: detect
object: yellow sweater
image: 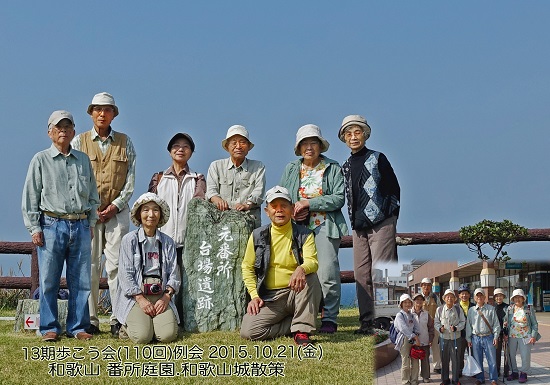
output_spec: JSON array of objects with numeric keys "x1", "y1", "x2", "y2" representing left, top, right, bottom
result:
[{"x1": 241, "y1": 221, "x2": 318, "y2": 299}]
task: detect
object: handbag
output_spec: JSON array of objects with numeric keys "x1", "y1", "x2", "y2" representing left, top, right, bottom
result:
[
  {"x1": 410, "y1": 345, "x2": 426, "y2": 360},
  {"x1": 462, "y1": 347, "x2": 482, "y2": 377}
]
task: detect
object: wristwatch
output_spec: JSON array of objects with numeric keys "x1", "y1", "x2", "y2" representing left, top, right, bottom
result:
[{"x1": 164, "y1": 289, "x2": 174, "y2": 298}]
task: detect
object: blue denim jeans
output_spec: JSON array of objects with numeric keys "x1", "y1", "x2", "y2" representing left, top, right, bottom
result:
[
  {"x1": 472, "y1": 334, "x2": 498, "y2": 382},
  {"x1": 38, "y1": 215, "x2": 91, "y2": 336}
]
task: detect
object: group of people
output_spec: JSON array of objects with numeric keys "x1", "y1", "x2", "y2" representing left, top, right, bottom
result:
[
  {"x1": 394, "y1": 279, "x2": 540, "y2": 385},
  {"x1": 22, "y1": 91, "x2": 401, "y2": 346}
]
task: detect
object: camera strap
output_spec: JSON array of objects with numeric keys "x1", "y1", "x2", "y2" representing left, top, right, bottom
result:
[{"x1": 139, "y1": 234, "x2": 163, "y2": 279}]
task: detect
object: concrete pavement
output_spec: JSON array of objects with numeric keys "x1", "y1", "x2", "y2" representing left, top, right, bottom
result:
[{"x1": 376, "y1": 312, "x2": 550, "y2": 385}]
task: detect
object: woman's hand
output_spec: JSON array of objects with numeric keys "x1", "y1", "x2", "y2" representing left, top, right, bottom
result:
[
  {"x1": 293, "y1": 200, "x2": 310, "y2": 221},
  {"x1": 154, "y1": 294, "x2": 171, "y2": 315},
  {"x1": 136, "y1": 295, "x2": 155, "y2": 317}
]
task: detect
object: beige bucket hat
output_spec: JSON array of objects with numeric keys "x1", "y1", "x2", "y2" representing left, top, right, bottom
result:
[
  {"x1": 87, "y1": 92, "x2": 119, "y2": 117},
  {"x1": 294, "y1": 124, "x2": 330, "y2": 156},
  {"x1": 510, "y1": 288, "x2": 527, "y2": 302},
  {"x1": 338, "y1": 114, "x2": 372, "y2": 142},
  {"x1": 221, "y1": 125, "x2": 254, "y2": 151}
]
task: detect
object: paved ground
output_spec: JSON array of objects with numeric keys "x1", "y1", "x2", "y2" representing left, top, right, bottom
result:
[{"x1": 376, "y1": 312, "x2": 550, "y2": 385}]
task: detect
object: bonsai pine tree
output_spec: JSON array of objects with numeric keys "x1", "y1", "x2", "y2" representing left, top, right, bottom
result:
[{"x1": 459, "y1": 219, "x2": 528, "y2": 263}]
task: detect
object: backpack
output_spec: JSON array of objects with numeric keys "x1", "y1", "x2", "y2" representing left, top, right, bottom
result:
[
  {"x1": 389, "y1": 323, "x2": 399, "y2": 344},
  {"x1": 389, "y1": 312, "x2": 406, "y2": 344}
]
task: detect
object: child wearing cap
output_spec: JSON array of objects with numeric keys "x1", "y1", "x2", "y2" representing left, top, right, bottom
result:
[{"x1": 240, "y1": 186, "x2": 321, "y2": 346}]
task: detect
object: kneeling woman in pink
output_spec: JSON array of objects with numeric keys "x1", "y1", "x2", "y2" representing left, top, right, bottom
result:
[{"x1": 114, "y1": 193, "x2": 180, "y2": 343}]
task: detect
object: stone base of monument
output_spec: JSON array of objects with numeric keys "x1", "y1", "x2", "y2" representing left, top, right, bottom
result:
[
  {"x1": 181, "y1": 198, "x2": 255, "y2": 332},
  {"x1": 14, "y1": 299, "x2": 68, "y2": 333},
  {"x1": 375, "y1": 339, "x2": 399, "y2": 369}
]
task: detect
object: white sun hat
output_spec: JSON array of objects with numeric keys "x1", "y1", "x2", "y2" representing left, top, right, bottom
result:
[{"x1": 130, "y1": 192, "x2": 171, "y2": 228}]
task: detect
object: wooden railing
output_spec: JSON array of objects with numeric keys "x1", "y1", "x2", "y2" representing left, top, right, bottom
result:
[{"x1": 1, "y1": 228, "x2": 549, "y2": 294}]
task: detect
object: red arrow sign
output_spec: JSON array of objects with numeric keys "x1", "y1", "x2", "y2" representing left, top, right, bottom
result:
[{"x1": 25, "y1": 317, "x2": 34, "y2": 327}]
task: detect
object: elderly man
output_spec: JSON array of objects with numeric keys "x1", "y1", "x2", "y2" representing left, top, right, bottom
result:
[
  {"x1": 72, "y1": 92, "x2": 136, "y2": 337},
  {"x1": 435, "y1": 289, "x2": 465, "y2": 385},
  {"x1": 22, "y1": 111, "x2": 100, "y2": 342},
  {"x1": 466, "y1": 288, "x2": 500, "y2": 385},
  {"x1": 206, "y1": 125, "x2": 265, "y2": 228},
  {"x1": 493, "y1": 288, "x2": 510, "y2": 377},
  {"x1": 338, "y1": 115, "x2": 400, "y2": 334},
  {"x1": 240, "y1": 186, "x2": 321, "y2": 346},
  {"x1": 458, "y1": 284, "x2": 475, "y2": 375},
  {"x1": 420, "y1": 277, "x2": 442, "y2": 374}
]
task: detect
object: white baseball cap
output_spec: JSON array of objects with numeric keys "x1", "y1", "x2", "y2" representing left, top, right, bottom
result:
[{"x1": 265, "y1": 185, "x2": 292, "y2": 203}]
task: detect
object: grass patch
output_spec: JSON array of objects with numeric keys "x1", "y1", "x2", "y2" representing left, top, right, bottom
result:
[{"x1": 0, "y1": 308, "x2": 374, "y2": 385}]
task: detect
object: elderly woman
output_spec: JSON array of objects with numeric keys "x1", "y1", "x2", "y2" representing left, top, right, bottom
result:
[
  {"x1": 114, "y1": 193, "x2": 180, "y2": 343},
  {"x1": 279, "y1": 124, "x2": 348, "y2": 334},
  {"x1": 411, "y1": 292, "x2": 434, "y2": 383},
  {"x1": 504, "y1": 288, "x2": 540, "y2": 383},
  {"x1": 148, "y1": 133, "x2": 205, "y2": 322},
  {"x1": 394, "y1": 294, "x2": 421, "y2": 385}
]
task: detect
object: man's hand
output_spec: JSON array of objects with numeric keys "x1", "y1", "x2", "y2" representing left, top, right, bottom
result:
[
  {"x1": 235, "y1": 202, "x2": 251, "y2": 211},
  {"x1": 246, "y1": 297, "x2": 264, "y2": 315},
  {"x1": 90, "y1": 227, "x2": 94, "y2": 240},
  {"x1": 98, "y1": 204, "x2": 118, "y2": 223},
  {"x1": 31, "y1": 232, "x2": 44, "y2": 247},
  {"x1": 468, "y1": 341, "x2": 472, "y2": 347},
  {"x1": 289, "y1": 266, "x2": 306, "y2": 293},
  {"x1": 210, "y1": 196, "x2": 229, "y2": 211}
]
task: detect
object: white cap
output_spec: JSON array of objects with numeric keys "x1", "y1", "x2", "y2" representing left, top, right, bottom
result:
[
  {"x1": 412, "y1": 292, "x2": 425, "y2": 301},
  {"x1": 399, "y1": 293, "x2": 413, "y2": 307},
  {"x1": 221, "y1": 125, "x2": 254, "y2": 151},
  {"x1": 294, "y1": 124, "x2": 330, "y2": 156},
  {"x1": 48, "y1": 110, "x2": 74, "y2": 130},
  {"x1": 510, "y1": 288, "x2": 527, "y2": 302},
  {"x1": 265, "y1": 185, "x2": 292, "y2": 203},
  {"x1": 421, "y1": 278, "x2": 432, "y2": 285},
  {"x1": 474, "y1": 288, "x2": 485, "y2": 297},
  {"x1": 443, "y1": 289, "x2": 456, "y2": 299},
  {"x1": 493, "y1": 288, "x2": 506, "y2": 297},
  {"x1": 87, "y1": 92, "x2": 119, "y2": 116}
]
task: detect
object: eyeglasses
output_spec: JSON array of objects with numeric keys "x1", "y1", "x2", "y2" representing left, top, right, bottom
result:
[
  {"x1": 344, "y1": 129, "x2": 364, "y2": 139},
  {"x1": 92, "y1": 106, "x2": 115, "y2": 113},
  {"x1": 300, "y1": 140, "x2": 321, "y2": 147},
  {"x1": 52, "y1": 123, "x2": 74, "y2": 132},
  {"x1": 171, "y1": 144, "x2": 191, "y2": 151},
  {"x1": 228, "y1": 139, "x2": 249, "y2": 148}
]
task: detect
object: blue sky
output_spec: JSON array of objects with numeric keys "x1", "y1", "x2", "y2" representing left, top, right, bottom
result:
[{"x1": 1, "y1": 2, "x2": 549, "y2": 275}]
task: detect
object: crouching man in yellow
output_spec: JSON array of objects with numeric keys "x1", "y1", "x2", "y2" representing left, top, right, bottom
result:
[{"x1": 240, "y1": 186, "x2": 322, "y2": 345}]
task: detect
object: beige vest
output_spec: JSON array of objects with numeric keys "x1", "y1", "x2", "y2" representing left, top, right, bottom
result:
[
  {"x1": 423, "y1": 292, "x2": 439, "y2": 318},
  {"x1": 80, "y1": 131, "x2": 128, "y2": 210}
]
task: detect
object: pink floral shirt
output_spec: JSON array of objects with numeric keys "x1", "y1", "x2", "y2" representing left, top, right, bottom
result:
[
  {"x1": 509, "y1": 306, "x2": 530, "y2": 339},
  {"x1": 299, "y1": 161, "x2": 327, "y2": 230}
]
